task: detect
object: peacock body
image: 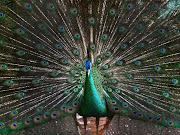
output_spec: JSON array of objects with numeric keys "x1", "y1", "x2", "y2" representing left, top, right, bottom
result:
[{"x1": 0, "y1": 0, "x2": 180, "y2": 134}]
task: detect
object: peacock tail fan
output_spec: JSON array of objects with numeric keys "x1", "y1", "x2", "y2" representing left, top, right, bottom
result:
[{"x1": 0, "y1": 0, "x2": 179, "y2": 134}]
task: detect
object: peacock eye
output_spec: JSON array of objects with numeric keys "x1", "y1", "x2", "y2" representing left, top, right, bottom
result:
[
  {"x1": 24, "y1": 3, "x2": 32, "y2": 9},
  {"x1": 172, "y1": 79, "x2": 179, "y2": 85},
  {"x1": 167, "y1": 121, "x2": 174, "y2": 126},
  {"x1": 74, "y1": 33, "x2": 81, "y2": 39},
  {"x1": 0, "y1": 122, "x2": 5, "y2": 129},
  {"x1": 0, "y1": 13, "x2": 4, "y2": 17},
  {"x1": 133, "y1": 111, "x2": 137, "y2": 114},
  {"x1": 102, "y1": 34, "x2": 108, "y2": 40},
  {"x1": 109, "y1": 8, "x2": 116, "y2": 15},
  {"x1": 127, "y1": 3, "x2": 135, "y2": 9},
  {"x1": 105, "y1": 51, "x2": 111, "y2": 56},
  {"x1": 88, "y1": 17, "x2": 95, "y2": 24},
  {"x1": 71, "y1": 8, "x2": 78, "y2": 15},
  {"x1": 47, "y1": 3, "x2": 55, "y2": 10}
]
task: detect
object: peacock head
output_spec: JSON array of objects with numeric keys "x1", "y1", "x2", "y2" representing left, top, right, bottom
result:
[{"x1": 85, "y1": 61, "x2": 92, "y2": 76}]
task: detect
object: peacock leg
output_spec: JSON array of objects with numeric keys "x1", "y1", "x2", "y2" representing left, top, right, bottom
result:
[
  {"x1": 83, "y1": 116, "x2": 87, "y2": 134},
  {"x1": 95, "y1": 117, "x2": 100, "y2": 135}
]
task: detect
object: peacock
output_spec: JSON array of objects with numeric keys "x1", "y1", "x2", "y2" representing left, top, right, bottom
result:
[{"x1": 0, "y1": 0, "x2": 180, "y2": 135}]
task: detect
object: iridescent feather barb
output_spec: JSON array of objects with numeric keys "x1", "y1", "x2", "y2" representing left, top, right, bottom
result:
[{"x1": 0, "y1": 0, "x2": 180, "y2": 135}]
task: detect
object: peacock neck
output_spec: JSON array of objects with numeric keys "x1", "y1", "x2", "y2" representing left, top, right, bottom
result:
[{"x1": 79, "y1": 71, "x2": 107, "y2": 117}]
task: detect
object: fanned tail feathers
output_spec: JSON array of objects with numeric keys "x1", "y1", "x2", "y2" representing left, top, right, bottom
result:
[{"x1": 0, "y1": 0, "x2": 180, "y2": 134}]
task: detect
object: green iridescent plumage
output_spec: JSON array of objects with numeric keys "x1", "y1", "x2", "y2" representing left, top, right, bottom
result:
[{"x1": 79, "y1": 70, "x2": 107, "y2": 117}]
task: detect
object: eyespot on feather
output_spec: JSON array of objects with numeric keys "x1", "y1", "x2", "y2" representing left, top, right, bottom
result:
[
  {"x1": 146, "y1": 116, "x2": 154, "y2": 122},
  {"x1": 74, "y1": 33, "x2": 81, "y2": 39},
  {"x1": 110, "y1": 100, "x2": 117, "y2": 105},
  {"x1": 96, "y1": 57, "x2": 101, "y2": 64},
  {"x1": 110, "y1": 106, "x2": 120, "y2": 113},
  {"x1": 154, "y1": 66, "x2": 162, "y2": 72},
  {"x1": 121, "y1": 43, "x2": 128, "y2": 49},
  {"x1": 67, "y1": 107, "x2": 76, "y2": 114},
  {"x1": 43, "y1": 112, "x2": 50, "y2": 120},
  {"x1": 55, "y1": 44, "x2": 63, "y2": 50},
  {"x1": 0, "y1": 12, "x2": 5, "y2": 18},
  {"x1": 0, "y1": 64, "x2": 7, "y2": 71},
  {"x1": 15, "y1": 28, "x2": 25, "y2": 35},
  {"x1": 73, "y1": 88, "x2": 79, "y2": 93},
  {"x1": 51, "y1": 112, "x2": 61, "y2": 119},
  {"x1": 133, "y1": 87, "x2": 140, "y2": 92},
  {"x1": 16, "y1": 92, "x2": 25, "y2": 98},
  {"x1": 127, "y1": 2, "x2": 135, "y2": 10},
  {"x1": 10, "y1": 122, "x2": 21, "y2": 130},
  {"x1": 147, "y1": 78, "x2": 154, "y2": 83},
  {"x1": 21, "y1": 66, "x2": 31, "y2": 72},
  {"x1": 70, "y1": 7, "x2": 78, "y2": 15},
  {"x1": 72, "y1": 49, "x2": 80, "y2": 56},
  {"x1": 167, "y1": 121, "x2": 174, "y2": 127},
  {"x1": 138, "y1": 113, "x2": 144, "y2": 119},
  {"x1": 129, "y1": 111, "x2": 138, "y2": 117},
  {"x1": 34, "y1": 116, "x2": 43, "y2": 123},
  {"x1": 45, "y1": 86, "x2": 53, "y2": 92},
  {"x1": 152, "y1": 3, "x2": 159, "y2": 9},
  {"x1": 36, "y1": 44, "x2": 45, "y2": 50},
  {"x1": 32, "y1": 79, "x2": 40, "y2": 85},
  {"x1": 115, "y1": 89, "x2": 121, "y2": 94},
  {"x1": 60, "y1": 58, "x2": 68, "y2": 64},
  {"x1": 172, "y1": 78, "x2": 179, "y2": 85},
  {"x1": 106, "y1": 72, "x2": 113, "y2": 77},
  {"x1": 90, "y1": 44, "x2": 95, "y2": 51},
  {"x1": 102, "y1": 34, "x2": 108, "y2": 40},
  {"x1": 116, "y1": 60, "x2": 125, "y2": 66},
  {"x1": 16, "y1": 50, "x2": 26, "y2": 56},
  {"x1": 24, "y1": 3, "x2": 32, "y2": 10},
  {"x1": 73, "y1": 101, "x2": 80, "y2": 108},
  {"x1": 67, "y1": 78, "x2": 75, "y2": 84},
  {"x1": 105, "y1": 51, "x2": 111, "y2": 57},
  {"x1": 50, "y1": 72, "x2": 59, "y2": 77},
  {"x1": 47, "y1": 3, "x2": 55, "y2": 10},
  {"x1": 88, "y1": 17, "x2": 95, "y2": 24},
  {"x1": 156, "y1": 117, "x2": 162, "y2": 123},
  {"x1": 58, "y1": 25, "x2": 65, "y2": 32},
  {"x1": 64, "y1": 89, "x2": 70, "y2": 96},
  {"x1": 10, "y1": 110, "x2": 18, "y2": 117},
  {"x1": 107, "y1": 87, "x2": 112, "y2": 92},
  {"x1": 24, "y1": 119, "x2": 32, "y2": 126},
  {"x1": 0, "y1": 122, "x2": 5, "y2": 129},
  {"x1": 163, "y1": 92, "x2": 170, "y2": 98},
  {"x1": 75, "y1": 63, "x2": 83, "y2": 69},
  {"x1": 3, "y1": 80, "x2": 14, "y2": 86},
  {"x1": 147, "y1": 99, "x2": 153, "y2": 104},
  {"x1": 109, "y1": 8, "x2": 116, "y2": 15},
  {"x1": 126, "y1": 74, "x2": 133, "y2": 79},
  {"x1": 61, "y1": 105, "x2": 66, "y2": 111},
  {"x1": 122, "y1": 102, "x2": 128, "y2": 108},
  {"x1": 38, "y1": 24, "x2": 46, "y2": 30},
  {"x1": 36, "y1": 106, "x2": 43, "y2": 112},
  {"x1": 40, "y1": 60, "x2": 49, "y2": 66},
  {"x1": 119, "y1": 25, "x2": 126, "y2": 32},
  {"x1": 170, "y1": 106, "x2": 176, "y2": 112}
]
